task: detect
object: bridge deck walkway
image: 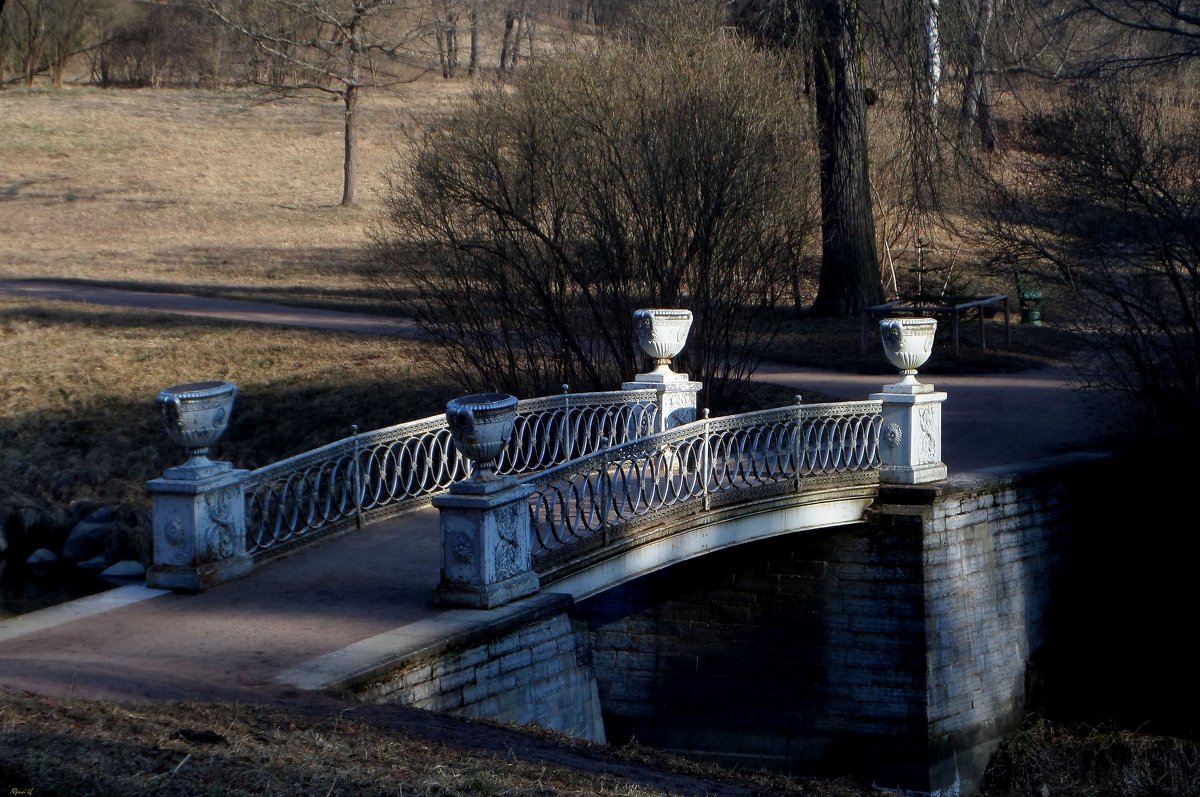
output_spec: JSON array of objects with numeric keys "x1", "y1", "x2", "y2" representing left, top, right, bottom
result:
[{"x1": 0, "y1": 507, "x2": 444, "y2": 703}]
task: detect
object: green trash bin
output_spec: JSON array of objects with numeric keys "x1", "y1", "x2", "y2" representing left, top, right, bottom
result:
[{"x1": 1015, "y1": 273, "x2": 1043, "y2": 326}]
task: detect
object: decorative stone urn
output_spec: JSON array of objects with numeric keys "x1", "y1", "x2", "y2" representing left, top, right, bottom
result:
[
  {"x1": 148, "y1": 380, "x2": 251, "y2": 591},
  {"x1": 446, "y1": 392, "x2": 519, "y2": 485},
  {"x1": 435, "y1": 391, "x2": 537, "y2": 608},
  {"x1": 871, "y1": 318, "x2": 947, "y2": 484},
  {"x1": 880, "y1": 318, "x2": 937, "y2": 393},
  {"x1": 157, "y1": 381, "x2": 237, "y2": 478},
  {"x1": 633, "y1": 308, "x2": 693, "y2": 382}
]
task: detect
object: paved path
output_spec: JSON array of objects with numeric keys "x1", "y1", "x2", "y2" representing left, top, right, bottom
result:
[
  {"x1": 0, "y1": 279, "x2": 1115, "y2": 707},
  {"x1": 0, "y1": 509, "x2": 442, "y2": 703},
  {"x1": 0, "y1": 278, "x2": 423, "y2": 337},
  {"x1": 753, "y1": 362, "x2": 1117, "y2": 473}
]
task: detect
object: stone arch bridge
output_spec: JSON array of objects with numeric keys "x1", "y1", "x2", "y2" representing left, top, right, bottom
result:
[{"x1": 129, "y1": 316, "x2": 1098, "y2": 797}]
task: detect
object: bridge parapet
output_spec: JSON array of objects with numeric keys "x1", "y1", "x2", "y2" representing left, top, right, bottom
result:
[
  {"x1": 147, "y1": 314, "x2": 946, "y2": 595},
  {"x1": 147, "y1": 386, "x2": 659, "y2": 590},
  {"x1": 239, "y1": 387, "x2": 658, "y2": 560},
  {"x1": 525, "y1": 400, "x2": 884, "y2": 571}
]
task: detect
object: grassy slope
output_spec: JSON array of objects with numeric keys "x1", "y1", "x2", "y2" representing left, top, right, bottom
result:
[
  {"x1": 0, "y1": 84, "x2": 468, "y2": 539},
  {"x1": 0, "y1": 692, "x2": 882, "y2": 797}
]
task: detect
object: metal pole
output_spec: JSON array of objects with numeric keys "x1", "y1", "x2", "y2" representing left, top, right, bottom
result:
[
  {"x1": 350, "y1": 424, "x2": 363, "y2": 529},
  {"x1": 702, "y1": 409, "x2": 712, "y2": 511},
  {"x1": 599, "y1": 436, "x2": 611, "y2": 545}
]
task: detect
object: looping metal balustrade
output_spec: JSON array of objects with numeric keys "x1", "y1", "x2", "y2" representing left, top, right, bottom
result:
[
  {"x1": 242, "y1": 388, "x2": 658, "y2": 558},
  {"x1": 524, "y1": 401, "x2": 883, "y2": 562}
]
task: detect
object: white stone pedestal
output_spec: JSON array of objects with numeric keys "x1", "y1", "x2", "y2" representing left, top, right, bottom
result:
[
  {"x1": 433, "y1": 478, "x2": 540, "y2": 609},
  {"x1": 870, "y1": 383, "x2": 948, "y2": 485},
  {"x1": 146, "y1": 464, "x2": 252, "y2": 592},
  {"x1": 623, "y1": 373, "x2": 702, "y2": 433}
]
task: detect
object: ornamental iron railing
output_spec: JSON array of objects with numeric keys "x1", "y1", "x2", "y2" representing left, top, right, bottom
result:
[
  {"x1": 525, "y1": 401, "x2": 883, "y2": 562},
  {"x1": 243, "y1": 388, "x2": 658, "y2": 557}
]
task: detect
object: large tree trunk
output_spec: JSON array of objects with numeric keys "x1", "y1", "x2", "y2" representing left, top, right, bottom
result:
[
  {"x1": 342, "y1": 85, "x2": 359, "y2": 206},
  {"x1": 960, "y1": 0, "x2": 997, "y2": 151},
  {"x1": 468, "y1": 0, "x2": 480, "y2": 77},
  {"x1": 809, "y1": 0, "x2": 883, "y2": 317}
]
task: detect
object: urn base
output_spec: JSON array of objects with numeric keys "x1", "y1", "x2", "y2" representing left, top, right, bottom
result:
[
  {"x1": 162, "y1": 456, "x2": 234, "y2": 481},
  {"x1": 434, "y1": 570, "x2": 540, "y2": 609},
  {"x1": 633, "y1": 366, "x2": 691, "y2": 384},
  {"x1": 147, "y1": 553, "x2": 253, "y2": 593},
  {"x1": 449, "y1": 474, "x2": 520, "y2": 495}
]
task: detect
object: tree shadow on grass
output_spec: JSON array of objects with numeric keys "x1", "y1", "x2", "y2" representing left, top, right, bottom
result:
[{"x1": 0, "y1": 305, "x2": 460, "y2": 560}]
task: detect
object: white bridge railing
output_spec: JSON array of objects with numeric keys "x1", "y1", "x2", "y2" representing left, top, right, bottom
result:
[
  {"x1": 524, "y1": 400, "x2": 883, "y2": 561},
  {"x1": 242, "y1": 388, "x2": 658, "y2": 557}
]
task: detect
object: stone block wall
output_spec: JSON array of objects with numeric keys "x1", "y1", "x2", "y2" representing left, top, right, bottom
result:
[
  {"x1": 575, "y1": 521, "x2": 931, "y2": 783},
  {"x1": 876, "y1": 457, "x2": 1097, "y2": 794},
  {"x1": 575, "y1": 454, "x2": 1108, "y2": 795},
  {"x1": 354, "y1": 595, "x2": 605, "y2": 742}
]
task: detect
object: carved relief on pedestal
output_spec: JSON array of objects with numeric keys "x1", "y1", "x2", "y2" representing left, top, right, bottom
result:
[
  {"x1": 451, "y1": 531, "x2": 473, "y2": 565},
  {"x1": 884, "y1": 422, "x2": 904, "y2": 449},
  {"x1": 164, "y1": 517, "x2": 187, "y2": 548},
  {"x1": 493, "y1": 510, "x2": 522, "y2": 580},
  {"x1": 204, "y1": 489, "x2": 236, "y2": 560},
  {"x1": 918, "y1": 406, "x2": 939, "y2": 463}
]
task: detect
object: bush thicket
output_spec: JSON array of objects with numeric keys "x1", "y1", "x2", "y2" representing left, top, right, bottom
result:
[
  {"x1": 980, "y1": 77, "x2": 1200, "y2": 438},
  {"x1": 373, "y1": 25, "x2": 819, "y2": 407}
]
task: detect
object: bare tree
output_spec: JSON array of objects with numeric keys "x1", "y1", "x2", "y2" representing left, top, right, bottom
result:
[
  {"x1": 1065, "y1": 0, "x2": 1200, "y2": 71},
  {"x1": 1, "y1": 0, "x2": 103, "y2": 85},
  {"x1": 808, "y1": 0, "x2": 885, "y2": 315},
  {"x1": 979, "y1": 78, "x2": 1200, "y2": 435},
  {"x1": 466, "y1": 0, "x2": 480, "y2": 74},
  {"x1": 374, "y1": 30, "x2": 818, "y2": 405},
  {"x1": 959, "y1": 0, "x2": 998, "y2": 150},
  {"x1": 732, "y1": 0, "x2": 884, "y2": 316},
  {"x1": 435, "y1": 0, "x2": 458, "y2": 76},
  {"x1": 198, "y1": 0, "x2": 435, "y2": 206}
]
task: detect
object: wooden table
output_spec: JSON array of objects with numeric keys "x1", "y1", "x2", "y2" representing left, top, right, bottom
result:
[{"x1": 861, "y1": 295, "x2": 1011, "y2": 357}]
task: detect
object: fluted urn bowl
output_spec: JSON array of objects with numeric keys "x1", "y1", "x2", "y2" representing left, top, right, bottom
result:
[
  {"x1": 446, "y1": 392, "x2": 519, "y2": 481},
  {"x1": 880, "y1": 318, "x2": 937, "y2": 387},
  {"x1": 634, "y1": 308, "x2": 693, "y2": 375},
  {"x1": 157, "y1": 381, "x2": 237, "y2": 466}
]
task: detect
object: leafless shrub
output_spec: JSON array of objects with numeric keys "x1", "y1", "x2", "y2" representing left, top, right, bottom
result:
[
  {"x1": 373, "y1": 22, "x2": 818, "y2": 407},
  {"x1": 89, "y1": 3, "x2": 237, "y2": 88},
  {"x1": 977, "y1": 76, "x2": 1200, "y2": 438},
  {"x1": 985, "y1": 718, "x2": 1200, "y2": 796}
]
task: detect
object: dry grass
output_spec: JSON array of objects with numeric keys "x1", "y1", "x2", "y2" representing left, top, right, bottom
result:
[
  {"x1": 0, "y1": 297, "x2": 458, "y2": 556},
  {"x1": 0, "y1": 81, "x2": 468, "y2": 306},
  {"x1": 0, "y1": 692, "x2": 877, "y2": 797},
  {"x1": 982, "y1": 717, "x2": 1200, "y2": 796},
  {"x1": 4, "y1": 691, "x2": 1193, "y2": 797}
]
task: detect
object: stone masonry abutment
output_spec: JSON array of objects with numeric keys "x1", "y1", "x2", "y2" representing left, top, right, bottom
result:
[{"x1": 340, "y1": 454, "x2": 1109, "y2": 796}]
